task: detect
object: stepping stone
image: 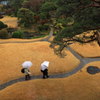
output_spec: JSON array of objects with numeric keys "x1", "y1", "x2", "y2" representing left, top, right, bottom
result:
[{"x1": 87, "y1": 66, "x2": 100, "y2": 74}]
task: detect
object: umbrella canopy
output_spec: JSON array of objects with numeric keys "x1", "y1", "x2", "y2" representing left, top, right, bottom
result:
[
  {"x1": 22, "y1": 61, "x2": 32, "y2": 68},
  {"x1": 41, "y1": 61, "x2": 49, "y2": 71}
]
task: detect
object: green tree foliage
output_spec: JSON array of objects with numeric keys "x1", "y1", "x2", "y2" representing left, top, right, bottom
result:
[
  {"x1": 12, "y1": 30, "x2": 24, "y2": 38},
  {"x1": 49, "y1": 0, "x2": 100, "y2": 54},
  {"x1": 0, "y1": 29, "x2": 9, "y2": 39},
  {"x1": 9, "y1": 0, "x2": 24, "y2": 16},
  {"x1": 56, "y1": 0, "x2": 100, "y2": 33},
  {"x1": 37, "y1": 24, "x2": 49, "y2": 31},
  {"x1": 4, "y1": 0, "x2": 44, "y2": 15},
  {"x1": 17, "y1": 8, "x2": 35, "y2": 27},
  {"x1": 22, "y1": 0, "x2": 44, "y2": 12},
  {"x1": 40, "y1": 1, "x2": 57, "y2": 19}
]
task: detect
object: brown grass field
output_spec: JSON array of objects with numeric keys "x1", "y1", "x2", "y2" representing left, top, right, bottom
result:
[
  {"x1": 0, "y1": 41, "x2": 80, "y2": 84},
  {"x1": 0, "y1": 16, "x2": 18, "y2": 28},
  {"x1": 0, "y1": 61, "x2": 100, "y2": 100},
  {"x1": 0, "y1": 38, "x2": 100, "y2": 100},
  {"x1": 70, "y1": 42, "x2": 100, "y2": 57}
]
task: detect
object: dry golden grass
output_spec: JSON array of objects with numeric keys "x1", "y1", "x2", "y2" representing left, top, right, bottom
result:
[
  {"x1": 70, "y1": 42, "x2": 100, "y2": 57},
  {"x1": 0, "y1": 41, "x2": 80, "y2": 84},
  {"x1": 0, "y1": 62, "x2": 100, "y2": 100},
  {"x1": 0, "y1": 16, "x2": 18, "y2": 28}
]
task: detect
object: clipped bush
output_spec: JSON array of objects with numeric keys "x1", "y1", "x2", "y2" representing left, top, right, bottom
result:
[
  {"x1": 0, "y1": 21, "x2": 8, "y2": 29},
  {"x1": 37, "y1": 24, "x2": 49, "y2": 32},
  {"x1": 12, "y1": 30, "x2": 24, "y2": 38},
  {"x1": 0, "y1": 29, "x2": 9, "y2": 39}
]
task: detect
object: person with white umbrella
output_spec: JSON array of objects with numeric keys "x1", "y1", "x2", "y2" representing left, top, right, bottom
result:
[
  {"x1": 41, "y1": 61, "x2": 49, "y2": 79},
  {"x1": 21, "y1": 61, "x2": 32, "y2": 80}
]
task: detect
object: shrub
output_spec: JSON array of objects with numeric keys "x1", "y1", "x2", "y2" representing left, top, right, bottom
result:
[
  {"x1": 12, "y1": 30, "x2": 24, "y2": 38},
  {"x1": 0, "y1": 29, "x2": 9, "y2": 39},
  {"x1": 0, "y1": 21, "x2": 8, "y2": 29},
  {"x1": 37, "y1": 24, "x2": 49, "y2": 32}
]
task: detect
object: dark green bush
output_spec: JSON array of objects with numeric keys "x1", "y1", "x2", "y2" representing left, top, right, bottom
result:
[
  {"x1": 12, "y1": 30, "x2": 24, "y2": 38},
  {"x1": 0, "y1": 21, "x2": 8, "y2": 29},
  {"x1": 0, "y1": 29, "x2": 10, "y2": 39},
  {"x1": 37, "y1": 24, "x2": 49, "y2": 32}
]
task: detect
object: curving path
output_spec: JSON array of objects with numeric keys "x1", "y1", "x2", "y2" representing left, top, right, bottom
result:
[
  {"x1": 0, "y1": 33, "x2": 100, "y2": 90},
  {"x1": 0, "y1": 27, "x2": 53, "y2": 44},
  {"x1": 0, "y1": 36, "x2": 49, "y2": 44}
]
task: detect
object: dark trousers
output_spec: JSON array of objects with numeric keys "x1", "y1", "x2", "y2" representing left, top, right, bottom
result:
[
  {"x1": 41, "y1": 69, "x2": 49, "y2": 79},
  {"x1": 25, "y1": 74, "x2": 31, "y2": 80}
]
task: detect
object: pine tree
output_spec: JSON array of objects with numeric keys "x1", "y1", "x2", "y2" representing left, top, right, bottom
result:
[{"x1": 50, "y1": 0, "x2": 100, "y2": 54}]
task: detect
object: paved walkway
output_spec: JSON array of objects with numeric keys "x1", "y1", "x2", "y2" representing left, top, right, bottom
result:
[
  {"x1": 0, "y1": 27, "x2": 53, "y2": 44},
  {"x1": 0, "y1": 33, "x2": 100, "y2": 90}
]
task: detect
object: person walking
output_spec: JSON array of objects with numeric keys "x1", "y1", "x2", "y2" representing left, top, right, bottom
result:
[
  {"x1": 41, "y1": 61, "x2": 49, "y2": 79},
  {"x1": 24, "y1": 68, "x2": 31, "y2": 80},
  {"x1": 21, "y1": 61, "x2": 32, "y2": 80}
]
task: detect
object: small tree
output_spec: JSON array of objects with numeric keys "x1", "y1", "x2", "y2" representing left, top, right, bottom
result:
[
  {"x1": 17, "y1": 8, "x2": 35, "y2": 27},
  {"x1": 12, "y1": 30, "x2": 24, "y2": 38},
  {"x1": 0, "y1": 29, "x2": 9, "y2": 39}
]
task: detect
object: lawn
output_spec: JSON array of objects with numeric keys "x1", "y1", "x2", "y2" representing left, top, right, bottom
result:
[
  {"x1": 70, "y1": 42, "x2": 100, "y2": 57},
  {"x1": 0, "y1": 41, "x2": 80, "y2": 84},
  {"x1": 0, "y1": 61, "x2": 100, "y2": 100},
  {"x1": 0, "y1": 16, "x2": 18, "y2": 28}
]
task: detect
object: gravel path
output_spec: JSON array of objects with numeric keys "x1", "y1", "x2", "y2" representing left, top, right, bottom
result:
[
  {"x1": 0, "y1": 27, "x2": 53, "y2": 44},
  {"x1": 0, "y1": 33, "x2": 100, "y2": 90}
]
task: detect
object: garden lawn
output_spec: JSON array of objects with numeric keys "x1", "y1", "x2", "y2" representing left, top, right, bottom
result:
[
  {"x1": 0, "y1": 61, "x2": 100, "y2": 100},
  {"x1": 0, "y1": 41, "x2": 80, "y2": 84},
  {"x1": 0, "y1": 16, "x2": 18, "y2": 28},
  {"x1": 70, "y1": 42, "x2": 100, "y2": 57}
]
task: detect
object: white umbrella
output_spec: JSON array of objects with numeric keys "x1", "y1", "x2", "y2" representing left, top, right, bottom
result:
[
  {"x1": 22, "y1": 61, "x2": 32, "y2": 68},
  {"x1": 41, "y1": 61, "x2": 49, "y2": 71}
]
